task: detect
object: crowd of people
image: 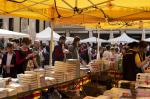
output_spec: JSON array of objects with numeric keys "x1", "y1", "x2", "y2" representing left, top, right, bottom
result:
[
  {"x1": 0, "y1": 36, "x2": 150, "y2": 81},
  {"x1": 52, "y1": 35, "x2": 150, "y2": 81},
  {"x1": 0, "y1": 38, "x2": 50, "y2": 78},
  {"x1": 0, "y1": 36, "x2": 100, "y2": 78}
]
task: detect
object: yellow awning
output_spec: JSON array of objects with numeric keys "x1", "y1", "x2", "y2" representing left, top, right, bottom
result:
[
  {"x1": 0, "y1": 0, "x2": 150, "y2": 24},
  {"x1": 83, "y1": 20, "x2": 150, "y2": 29}
]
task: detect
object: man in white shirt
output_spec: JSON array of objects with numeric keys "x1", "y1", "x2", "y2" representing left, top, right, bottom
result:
[{"x1": 102, "y1": 45, "x2": 111, "y2": 60}]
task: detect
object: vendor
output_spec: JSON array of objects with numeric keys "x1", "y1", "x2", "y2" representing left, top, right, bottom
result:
[
  {"x1": 122, "y1": 42, "x2": 150, "y2": 81},
  {"x1": 136, "y1": 41, "x2": 149, "y2": 72}
]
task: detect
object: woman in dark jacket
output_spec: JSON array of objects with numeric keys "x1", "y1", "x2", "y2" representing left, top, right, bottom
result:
[{"x1": 1, "y1": 43, "x2": 16, "y2": 78}]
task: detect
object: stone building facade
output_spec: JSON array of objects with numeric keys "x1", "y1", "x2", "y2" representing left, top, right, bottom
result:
[{"x1": 0, "y1": 15, "x2": 150, "y2": 41}]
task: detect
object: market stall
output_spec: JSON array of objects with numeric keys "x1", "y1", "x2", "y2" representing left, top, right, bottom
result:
[
  {"x1": 1, "y1": 75, "x2": 90, "y2": 99},
  {"x1": 0, "y1": 0, "x2": 150, "y2": 99},
  {"x1": 0, "y1": 61, "x2": 90, "y2": 99},
  {"x1": 36, "y1": 27, "x2": 60, "y2": 41},
  {"x1": 81, "y1": 37, "x2": 108, "y2": 43},
  {"x1": 144, "y1": 38, "x2": 150, "y2": 42},
  {"x1": 0, "y1": 29, "x2": 29, "y2": 38},
  {"x1": 108, "y1": 33, "x2": 138, "y2": 44}
]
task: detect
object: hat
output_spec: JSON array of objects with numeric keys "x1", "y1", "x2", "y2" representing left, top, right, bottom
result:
[
  {"x1": 139, "y1": 41, "x2": 148, "y2": 48},
  {"x1": 128, "y1": 42, "x2": 139, "y2": 48},
  {"x1": 59, "y1": 35, "x2": 66, "y2": 40},
  {"x1": 73, "y1": 36, "x2": 80, "y2": 42}
]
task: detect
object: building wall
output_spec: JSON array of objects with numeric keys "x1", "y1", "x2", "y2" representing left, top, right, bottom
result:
[{"x1": 0, "y1": 15, "x2": 150, "y2": 41}]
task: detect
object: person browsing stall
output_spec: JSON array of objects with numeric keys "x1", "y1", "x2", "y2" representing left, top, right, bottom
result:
[
  {"x1": 1, "y1": 43, "x2": 16, "y2": 78},
  {"x1": 15, "y1": 38, "x2": 35, "y2": 73},
  {"x1": 67, "y1": 36, "x2": 80, "y2": 59},
  {"x1": 52, "y1": 36, "x2": 68, "y2": 66}
]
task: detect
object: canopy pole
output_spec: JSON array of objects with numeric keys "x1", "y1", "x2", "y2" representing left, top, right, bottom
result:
[
  {"x1": 49, "y1": 21, "x2": 54, "y2": 66},
  {"x1": 142, "y1": 29, "x2": 146, "y2": 40},
  {"x1": 109, "y1": 29, "x2": 114, "y2": 39},
  {"x1": 97, "y1": 30, "x2": 100, "y2": 60},
  {"x1": 49, "y1": 6, "x2": 55, "y2": 66}
]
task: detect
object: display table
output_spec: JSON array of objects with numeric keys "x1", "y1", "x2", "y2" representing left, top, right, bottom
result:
[{"x1": 2, "y1": 75, "x2": 90, "y2": 99}]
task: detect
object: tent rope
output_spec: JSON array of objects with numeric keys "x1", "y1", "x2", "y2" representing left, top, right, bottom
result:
[{"x1": 7, "y1": 0, "x2": 28, "y2": 3}]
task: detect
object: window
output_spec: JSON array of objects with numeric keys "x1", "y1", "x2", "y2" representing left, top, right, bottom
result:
[
  {"x1": 43, "y1": 21, "x2": 46, "y2": 29},
  {"x1": 28, "y1": 19, "x2": 29, "y2": 25},
  {"x1": 19, "y1": 18, "x2": 22, "y2": 32},
  {"x1": 0, "y1": 19, "x2": 3, "y2": 29},
  {"x1": 9, "y1": 18, "x2": 14, "y2": 31},
  {"x1": 146, "y1": 34, "x2": 150, "y2": 38},
  {"x1": 36, "y1": 20, "x2": 39, "y2": 33}
]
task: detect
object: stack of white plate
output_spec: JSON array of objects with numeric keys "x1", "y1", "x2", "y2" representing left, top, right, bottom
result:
[
  {"x1": 38, "y1": 75, "x2": 46, "y2": 88},
  {"x1": 0, "y1": 79, "x2": 6, "y2": 88},
  {"x1": 65, "y1": 71, "x2": 76, "y2": 81},
  {"x1": 136, "y1": 88, "x2": 150, "y2": 97},
  {"x1": 45, "y1": 66, "x2": 55, "y2": 77},
  {"x1": 45, "y1": 77, "x2": 56, "y2": 86},
  {"x1": 11, "y1": 78, "x2": 19, "y2": 83},
  {"x1": 34, "y1": 69, "x2": 46, "y2": 88},
  {"x1": 7, "y1": 83, "x2": 29, "y2": 93},
  {"x1": 95, "y1": 95, "x2": 111, "y2": 99},
  {"x1": 136, "y1": 73, "x2": 150, "y2": 88},
  {"x1": 89, "y1": 60, "x2": 103, "y2": 73},
  {"x1": 54, "y1": 61, "x2": 68, "y2": 72},
  {"x1": 51, "y1": 72, "x2": 64, "y2": 83},
  {"x1": 66, "y1": 63, "x2": 77, "y2": 80},
  {"x1": 55, "y1": 61, "x2": 78, "y2": 80},
  {"x1": 83, "y1": 96, "x2": 96, "y2": 99},
  {"x1": 66, "y1": 59, "x2": 80, "y2": 78},
  {"x1": 64, "y1": 72, "x2": 71, "y2": 81},
  {"x1": 34, "y1": 68, "x2": 45, "y2": 76},
  {"x1": 0, "y1": 88, "x2": 7, "y2": 98},
  {"x1": 17, "y1": 74, "x2": 38, "y2": 90},
  {"x1": 5, "y1": 88, "x2": 17, "y2": 96},
  {"x1": 136, "y1": 97, "x2": 150, "y2": 99}
]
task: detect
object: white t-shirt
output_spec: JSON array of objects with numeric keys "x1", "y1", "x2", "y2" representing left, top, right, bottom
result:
[
  {"x1": 6, "y1": 53, "x2": 13, "y2": 66},
  {"x1": 102, "y1": 50, "x2": 111, "y2": 60},
  {"x1": 88, "y1": 47, "x2": 92, "y2": 60}
]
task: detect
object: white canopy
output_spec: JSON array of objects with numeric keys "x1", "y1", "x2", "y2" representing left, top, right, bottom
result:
[
  {"x1": 66, "y1": 37, "x2": 74, "y2": 44},
  {"x1": 0, "y1": 29, "x2": 29, "y2": 38},
  {"x1": 36, "y1": 27, "x2": 60, "y2": 41},
  {"x1": 144, "y1": 38, "x2": 150, "y2": 42},
  {"x1": 108, "y1": 33, "x2": 138, "y2": 44},
  {"x1": 81, "y1": 37, "x2": 108, "y2": 43}
]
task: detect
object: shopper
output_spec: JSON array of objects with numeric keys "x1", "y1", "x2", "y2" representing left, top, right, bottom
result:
[
  {"x1": 13, "y1": 39, "x2": 20, "y2": 50},
  {"x1": 146, "y1": 44, "x2": 150, "y2": 56},
  {"x1": 1, "y1": 43, "x2": 16, "y2": 78},
  {"x1": 38, "y1": 45, "x2": 45, "y2": 68},
  {"x1": 102, "y1": 45, "x2": 111, "y2": 60},
  {"x1": 15, "y1": 38, "x2": 34, "y2": 73},
  {"x1": 31, "y1": 40, "x2": 41, "y2": 68},
  {"x1": 52, "y1": 35, "x2": 66, "y2": 66},
  {"x1": 42, "y1": 43, "x2": 50, "y2": 65},
  {"x1": 87, "y1": 42, "x2": 92, "y2": 62},
  {"x1": 67, "y1": 36, "x2": 80, "y2": 59},
  {"x1": 91, "y1": 48, "x2": 97, "y2": 60},
  {"x1": 79, "y1": 43, "x2": 89, "y2": 65}
]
